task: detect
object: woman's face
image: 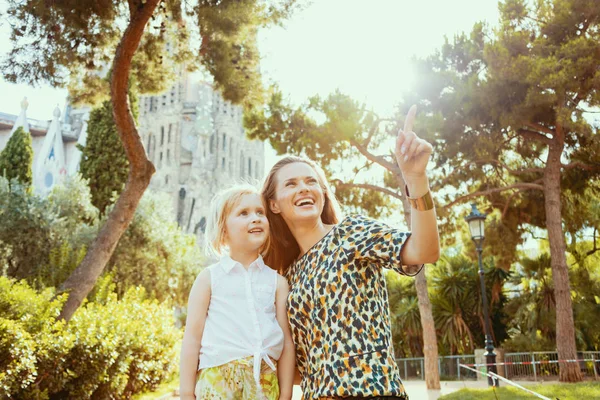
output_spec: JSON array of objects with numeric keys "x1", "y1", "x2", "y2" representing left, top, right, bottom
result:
[{"x1": 270, "y1": 162, "x2": 325, "y2": 224}]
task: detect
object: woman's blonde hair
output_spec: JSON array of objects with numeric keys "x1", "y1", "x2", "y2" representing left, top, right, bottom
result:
[
  {"x1": 261, "y1": 156, "x2": 342, "y2": 272},
  {"x1": 205, "y1": 182, "x2": 270, "y2": 257}
]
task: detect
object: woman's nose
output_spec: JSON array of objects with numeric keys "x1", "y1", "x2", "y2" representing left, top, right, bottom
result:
[{"x1": 297, "y1": 181, "x2": 309, "y2": 192}]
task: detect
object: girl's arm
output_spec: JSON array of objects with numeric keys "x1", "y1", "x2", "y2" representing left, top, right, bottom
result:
[
  {"x1": 275, "y1": 275, "x2": 296, "y2": 400},
  {"x1": 179, "y1": 269, "x2": 211, "y2": 400}
]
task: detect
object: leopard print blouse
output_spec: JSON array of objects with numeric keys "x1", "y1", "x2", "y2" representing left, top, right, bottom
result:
[{"x1": 285, "y1": 215, "x2": 422, "y2": 399}]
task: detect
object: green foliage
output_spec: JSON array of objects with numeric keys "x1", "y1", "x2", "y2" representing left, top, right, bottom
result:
[
  {"x1": 0, "y1": 175, "x2": 98, "y2": 287},
  {"x1": 386, "y1": 253, "x2": 510, "y2": 357},
  {"x1": 0, "y1": 275, "x2": 181, "y2": 399},
  {"x1": 405, "y1": 0, "x2": 600, "y2": 265},
  {"x1": 503, "y1": 250, "x2": 600, "y2": 352},
  {"x1": 0, "y1": 127, "x2": 33, "y2": 186},
  {"x1": 108, "y1": 191, "x2": 204, "y2": 306},
  {"x1": 386, "y1": 273, "x2": 422, "y2": 357},
  {"x1": 2, "y1": 0, "x2": 300, "y2": 108},
  {"x1": 430, "y1": 254, "x2": 509, "y2": 355},
  {"x1": 0, "y1": 176, "x2": 201, "y2": 306},
  {"x1": 48, "y1": 174, "x2": 98, "y2": 222},
  {"x1": 246, "y1": 87, "x2": 399, "y2": 218},
  {"x1": 79, "y1": 99, "x2": 131, "y2": 215},
  {"x1": 0, "y1": 177, "x2": 61, "y2": 280}
]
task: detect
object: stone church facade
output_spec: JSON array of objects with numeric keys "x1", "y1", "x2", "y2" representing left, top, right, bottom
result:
[{"x1": 0, "y1": 70, "x2": 265, "y2": 242}]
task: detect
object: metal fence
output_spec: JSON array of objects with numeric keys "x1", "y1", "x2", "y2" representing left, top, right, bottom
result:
[
  {"x1": 396, "y1": 355, "x2": 477, "y2": 381},
  {"x1": 501, "y1": 351, "x2": 600, "y2": 381},
  {"x1": 396, "y1": 351, "x2": 600, "y2": 381}
]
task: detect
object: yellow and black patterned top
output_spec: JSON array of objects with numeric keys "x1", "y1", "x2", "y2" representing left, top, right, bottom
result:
[{"x1": 285, "y1": 215, "x2": 422, "y2": 399}]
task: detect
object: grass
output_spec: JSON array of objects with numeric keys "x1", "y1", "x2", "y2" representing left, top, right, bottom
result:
[{"x1": 439, "y1": 381, "x2": 600, "y2": 400}]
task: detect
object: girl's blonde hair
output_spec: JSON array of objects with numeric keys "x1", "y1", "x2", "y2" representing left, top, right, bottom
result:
[{"x1": 205, "y1": 183, "x2": 270, "y2": 257}]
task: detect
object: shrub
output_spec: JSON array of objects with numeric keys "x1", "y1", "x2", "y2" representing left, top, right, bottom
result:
[{"x1": 0, "y1": 276, "x2": 181, "y2": 399}]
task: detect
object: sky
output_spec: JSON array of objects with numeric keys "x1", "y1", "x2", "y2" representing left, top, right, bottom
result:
[
  {"x1": 0, "y1": 0, "x2": 501, "y2": 119},
  {"x1": 258, "y1": 0, "x2": 500, "y2": 115}
]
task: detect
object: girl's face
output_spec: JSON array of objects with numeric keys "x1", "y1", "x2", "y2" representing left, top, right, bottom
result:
[
  {"x1": 269, "y1": 162, "x2": 325, "y2": 224},
  {"x1": 225, "y1": 193, "x2": 269, "y2": 253}
]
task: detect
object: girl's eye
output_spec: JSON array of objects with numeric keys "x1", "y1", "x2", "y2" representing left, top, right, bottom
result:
[
  {"x1": 308, "y1": 179, "x2": 317, "y2": 184},
  {"x1": 285, "y1": 182, "x2": 295, "y2": 187},
  {"x1": 240, "y1": 211, "x2": 248, "y2": 216},
  {"x1": 257, "y1": 210, "x2": 265, "y2": 216}
]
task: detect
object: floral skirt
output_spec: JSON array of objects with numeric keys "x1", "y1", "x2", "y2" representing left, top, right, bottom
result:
[{"x1": 195, "y1": 356, "x2": 279, "y2": 400}]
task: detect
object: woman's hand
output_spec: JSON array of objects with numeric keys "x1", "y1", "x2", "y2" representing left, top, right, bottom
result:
[{"x1": 395, "y1": 105, "x2": 433, "y2": 180}]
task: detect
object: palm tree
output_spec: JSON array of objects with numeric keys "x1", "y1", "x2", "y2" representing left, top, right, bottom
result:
[
  {"x1": 431, "y1": 253, "x2": 509, "y2": 354},
  {"x1": 387, "y1": 273, "x2": 422, "y2": 358}
]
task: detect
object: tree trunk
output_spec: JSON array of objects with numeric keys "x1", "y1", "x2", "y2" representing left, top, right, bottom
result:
[
  {"x1": 544, "y1": 130, "x2": 582, "y2": 382},
  {"x1": 414, "y1": 269, "x2": 441, "y2": 389},
  {"x1": 397, "y1": 174, "x2": 441, "y2": 390},
  {"x1": 58, "y1": 0, "x2": 160, "y2": 322}
]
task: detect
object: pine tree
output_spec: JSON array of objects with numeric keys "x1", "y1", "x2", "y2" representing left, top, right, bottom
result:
[
  {"x1": 0, "y1": 127, "x2": 33, "y2": 186},
  {"x1": 79, "y1": 95, "x2": 138, "y2": 215}
]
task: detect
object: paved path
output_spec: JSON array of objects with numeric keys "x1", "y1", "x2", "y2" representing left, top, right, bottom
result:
[{"x1": 167, "y1": 380, "x2": 491, "y2": 399}]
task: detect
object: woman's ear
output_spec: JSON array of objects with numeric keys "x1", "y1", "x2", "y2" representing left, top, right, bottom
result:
[{"x1": 269, "y1": 199, "x2": 281, "y2": 214}]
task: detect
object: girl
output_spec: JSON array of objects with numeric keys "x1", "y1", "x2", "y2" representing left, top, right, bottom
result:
[
  {"x1": 179, "y1": 184, "x2": 295, "y2": 400},
  {"x1": 262, "y1": 106, "x2": 440, "y2": 399}
]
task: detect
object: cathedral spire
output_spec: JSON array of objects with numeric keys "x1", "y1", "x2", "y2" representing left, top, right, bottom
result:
[
  {"x1": 67, "y1": 113, "x2": 89, "y2": 176},
  {"x1": 34, "y1": 105, "x2": 66, "y2": 194},
  {"x1": 10, "y1": 97, "x2": 30, "y2": 135}
]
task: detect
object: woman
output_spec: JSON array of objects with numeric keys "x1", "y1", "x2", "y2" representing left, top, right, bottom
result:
[{"x1": 261, "y1": 106, "x2": 440, "y2": 399}]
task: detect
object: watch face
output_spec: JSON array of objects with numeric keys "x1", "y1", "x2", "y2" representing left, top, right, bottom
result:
[{"x1": 45, "y1": 171, "x2": 54, "y2": 188}]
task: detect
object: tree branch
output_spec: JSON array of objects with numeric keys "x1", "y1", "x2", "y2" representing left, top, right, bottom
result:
[
  {"x1": 443, "y1": 182, "x2": 544, "y2": 209},
  {"x1": 476, "y1": 159, "x2": 544, "y2": 176},
  {"x1": 586, "y1": 227, "x2": 598, "y2": 257},
  {"x1": 518, "y1": 128, "x2": 552, "y2": 145},
  {"x1": 363, "y1": 118, "x2": 381, "y2": 148},
  {"x1": 332, "y1": 179, "x2": 404, "y2": 202},
  {"x1": 561, "y1": 161, "x2": 600, "y2": 172},
  {"x1": 349, "y1": 139, "x2": 401, "y2": 174},
  {"x1": 502, "y1": 192, "x2": 519, "y2": 218},
  {"x1": 111, "y1": 2, "x2": 158, "y2": 172},
  {"x1": 524, "y1": 122, "x2": 554, "y2": 136},
  {"x1": 524, "y1": 226, "x2": 549, "y2": 242}
]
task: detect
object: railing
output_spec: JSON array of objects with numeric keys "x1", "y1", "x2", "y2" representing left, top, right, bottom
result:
[
  {"x1": 502, "y1": 351, "x2": 600, "y2": 381},
  {"x1": 396, "y1": 351, "x2": 600, "y2": 381},
  {"x1": 396, "y1": 355, "x2": 477, "y2": 381}
]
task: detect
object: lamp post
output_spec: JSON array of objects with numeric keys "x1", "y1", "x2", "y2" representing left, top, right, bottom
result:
[{"x1": 465, "y1": 203, "x2": 498, "y2": 387}]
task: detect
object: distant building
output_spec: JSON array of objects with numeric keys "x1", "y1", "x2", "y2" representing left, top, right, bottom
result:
[{"x1": 0, "y1": 70, "x2": 265, "y2": 243}]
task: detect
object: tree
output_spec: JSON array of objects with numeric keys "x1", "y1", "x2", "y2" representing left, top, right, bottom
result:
[
  {"x1": 504, "y1": 249, "x2": 600, "y2": 353},
  {"x1": 387, "y1": 273, "x2": 423, "y2": 358},
  {"x1": 0, "y1": 177, "x2": 60, "y2": 280},
  {"x1": 431, "y1": 253, "x2": 508, "y2": 355},
  {"x1": 79, "y1": 98, "x2": 133, "y2": 215},
  {"x1": 2, "y1": 0, "x2": 299, "y2": 321},
  {"x1": 246, "y1": 90, "x2": 442, "y2": 389},
  {"x1": 0, "y1": 127, "x2": 33, "y2": 186},
  {"x1": 405, "y1": 0, "x2": 600, "y2": 381},
  {"x1": 108, "y1": 190, "x2": 204, "y2": 306}
]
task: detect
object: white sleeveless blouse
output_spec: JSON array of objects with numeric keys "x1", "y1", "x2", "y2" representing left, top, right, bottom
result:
[{"x1": 198, "y1": 255, "x2": 284, "y2": 386}]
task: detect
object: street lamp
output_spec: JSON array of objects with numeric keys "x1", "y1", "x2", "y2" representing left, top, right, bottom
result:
[{"x1": 465, "y1": 203, "x2": 499, "y2": 387}]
